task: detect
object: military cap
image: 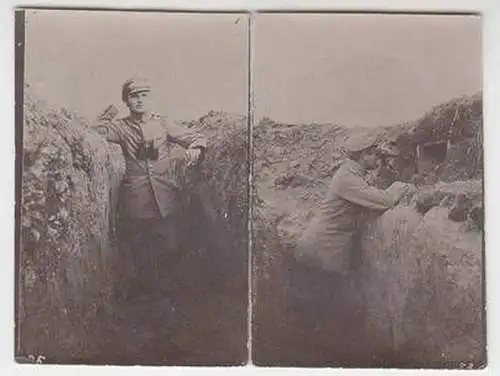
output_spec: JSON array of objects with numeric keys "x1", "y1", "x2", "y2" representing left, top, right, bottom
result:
[
  {"x1": 343, "y1": 132, "x2": 379, "y2": 153},
  {"x1": 122, "y1": 77, "x2": 151, "y2": 102}
]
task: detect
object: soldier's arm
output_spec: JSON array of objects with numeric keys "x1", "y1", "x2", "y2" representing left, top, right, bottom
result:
[
  {"x1": 91, "y1": 105, "x2": 122, "y2": 144},
  {"x1": 92, "y1": 121, "x2": 122, "y2": 144},
  {"x1": 162, "y1": 118, "x2": 207, "y2": 151},
  {"x1": 334, "y1": 168, "x2": 399, "y2": 211}
]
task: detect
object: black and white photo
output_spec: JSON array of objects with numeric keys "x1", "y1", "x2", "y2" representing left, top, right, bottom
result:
[
  {"x1": 15, "y1": 8, "x2": 487, "y2": 370},
  {"x1": 16, "y1": 9, "x2": 250, "y2": 365},
  {"x1": 251, "y1": 13, "x2": 485, "y2": 368}
]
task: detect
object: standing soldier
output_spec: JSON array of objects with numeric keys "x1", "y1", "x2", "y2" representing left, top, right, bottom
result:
[{"x1": 93, "y1": 77, "x2": 207, "y2": 296}]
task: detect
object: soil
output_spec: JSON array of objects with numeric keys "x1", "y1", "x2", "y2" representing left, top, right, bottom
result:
[{"x1": 251, "y1": 94, "x2": 484, "y2": 367}]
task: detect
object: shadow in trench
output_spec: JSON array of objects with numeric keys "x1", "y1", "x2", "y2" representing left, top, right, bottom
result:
[
  {"x1": 252, "y1": 250, "x2": 437, "y2": 368},
  {"x1": 87, "y1": 192, "x2": 248, "y2": 366}
]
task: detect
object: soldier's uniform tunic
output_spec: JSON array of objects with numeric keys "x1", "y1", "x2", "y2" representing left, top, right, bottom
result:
[
  {"x1": 295, "y1": 159, "x2": 399, "y2": 275},
  {"x1": 95, "y1": 112, "x2": 207, "y2": 291}
]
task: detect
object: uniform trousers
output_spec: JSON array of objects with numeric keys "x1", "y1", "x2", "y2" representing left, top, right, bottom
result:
[
  {"x1": 117, "y1": 214, "x2": 180, "y2": 296},
  {"x1": 284, "y1": 250, "x2": 368, "y2": 364}
]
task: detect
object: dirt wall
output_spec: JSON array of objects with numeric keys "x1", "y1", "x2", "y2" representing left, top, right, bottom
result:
[
  {"x1": 19, "y1": 93, "x2": 125, "y2": 361},
  {"x1": 361, "y1": 184, "x2": 485, "y2": 367},
  {"x1": 18, "y1": 97, "x2": 250, "y2": 363}
]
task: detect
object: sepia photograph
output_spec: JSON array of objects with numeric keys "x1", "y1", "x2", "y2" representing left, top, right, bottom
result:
[
  {"x1": 251, "y1": 13, "x2": 485, "y2": 368},
  {"x1": 14, "y1": 7, "x2": 489, "y2": 370},
  {"x1": 15, "y1": 9, "x2": 250, "y2": 365}
]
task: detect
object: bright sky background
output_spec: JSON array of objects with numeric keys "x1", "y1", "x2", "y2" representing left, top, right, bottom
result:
[
  {"x1": 25, "y1": 10, "x2": 249, "y2": 122},
  {"x1": 254, "y1": 13, "x2": 482, "y2": 127},
  {"x1": 25, "y1": 11, "x2": 481, "y2": 127}
]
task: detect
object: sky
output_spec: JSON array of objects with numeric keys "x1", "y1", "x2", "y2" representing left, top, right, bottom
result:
[
  {"x1": 24, "y1": 10, "x2": 249, "y2": 122},
  {"x1": 254, "y1": 13, "x2": 482, "y2": 127},
  {"x1": 25, "y1": 11, "x2": 481, "y2": 127}
]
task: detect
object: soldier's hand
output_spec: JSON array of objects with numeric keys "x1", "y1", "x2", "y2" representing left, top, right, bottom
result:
[
  {"x1": 185, "y1": 148, "x2": 202, "y2": 167},
  {"x1": 98, "y1": 104, "x2": 119, "y2": 122},
  {"x1": 387, "y1": 181, "x2": 414, "y2": 204},
  {"x1": 396, "y1": 183, "x2": 417, "y2": 205}
]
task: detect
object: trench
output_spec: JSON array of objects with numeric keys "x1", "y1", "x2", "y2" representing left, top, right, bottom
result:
[
  {"x1": 20, "y1": 94, "x2": 483, "y2": 366},
  {"x1": 252, "y1": 186, "x2": 484, "y2": 368},
  {"x1": 84, "y1": 178, "x2": 249, "y2": 365},
  {"x1": 19, "y1": 100, "x2": 249, "y2": 364}
]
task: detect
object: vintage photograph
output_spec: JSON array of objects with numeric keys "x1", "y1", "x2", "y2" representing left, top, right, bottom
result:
[
  {"x1": 251, "y1": 13, "x2": 485, "y2": 368},
  {"x1": 16, "y1": 9, "x2": 249, "y2": 365},
  {"x1": 16, "y1": 8, "x2": 487, "y2": 369}
]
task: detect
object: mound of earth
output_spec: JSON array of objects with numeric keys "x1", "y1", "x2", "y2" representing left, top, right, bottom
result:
[
  {"x1": 20, "y1": 90, "x2": 124, "y2": 360},
  {"x1": 361, "y1": 181, "x2": 484, "y2": 367},
  {"x1": 252, "y1": 93, "x2": 482, "y2": 252}
]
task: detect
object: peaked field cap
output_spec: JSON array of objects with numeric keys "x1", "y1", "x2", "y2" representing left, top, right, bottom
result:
[
  {"x1": 122, "y1": 77, "x2": 151, "y2": 101},
  {"x1": 343, "y1": 132, "x2": 379, "y2": 153}
]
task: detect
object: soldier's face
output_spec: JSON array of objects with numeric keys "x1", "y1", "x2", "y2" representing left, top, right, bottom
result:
[
  {"x1": 361, "y1": 148, "x2": 378, "y2": 169},
  {"x1": 126, "y1": 91, "x2": 151, "y2": 114}
]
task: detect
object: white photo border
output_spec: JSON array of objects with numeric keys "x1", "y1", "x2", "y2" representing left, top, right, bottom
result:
[{"x1": 1, "y1": 1, "x2": 498, "y2": 375}]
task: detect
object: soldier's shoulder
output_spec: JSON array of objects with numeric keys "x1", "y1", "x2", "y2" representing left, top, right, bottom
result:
[
  {"x1": 331, "y1": 160, "x2": 361, "y2": 185},
  {"x1": 155, "y1": 115, "x2": 191, "y2": 132},
  {"x1": 344, "y1": 160, "x2": 363, "y2": 174},
  {"x1": 150, "y1": 113, "x2": 171, "y2": 127},
  {"x1": 335, "y1": 160, "x2": 355, "y2": 175}
]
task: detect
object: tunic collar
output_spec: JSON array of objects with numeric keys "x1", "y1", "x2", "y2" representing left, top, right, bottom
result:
[
  {"x1": 344, "y1": 158, "x2": 366, "y2": 177},
  {"x1": 128, "y1": 112, "x2": 153, "y2": 124},
  {"x1": 125, "y1": 113, "x2": 163, "y2": 141}
]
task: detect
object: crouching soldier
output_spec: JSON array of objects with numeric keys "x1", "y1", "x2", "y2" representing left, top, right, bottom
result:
[
  {"x1": 93, "y1": 77, "x2": 207, "y2": 297},
  {"x1": 286, "y1": 133, "x2": 413, "y2": 363},
  {"x1": 295, "y1": 132, "x2": 411, "y2": 276}
]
